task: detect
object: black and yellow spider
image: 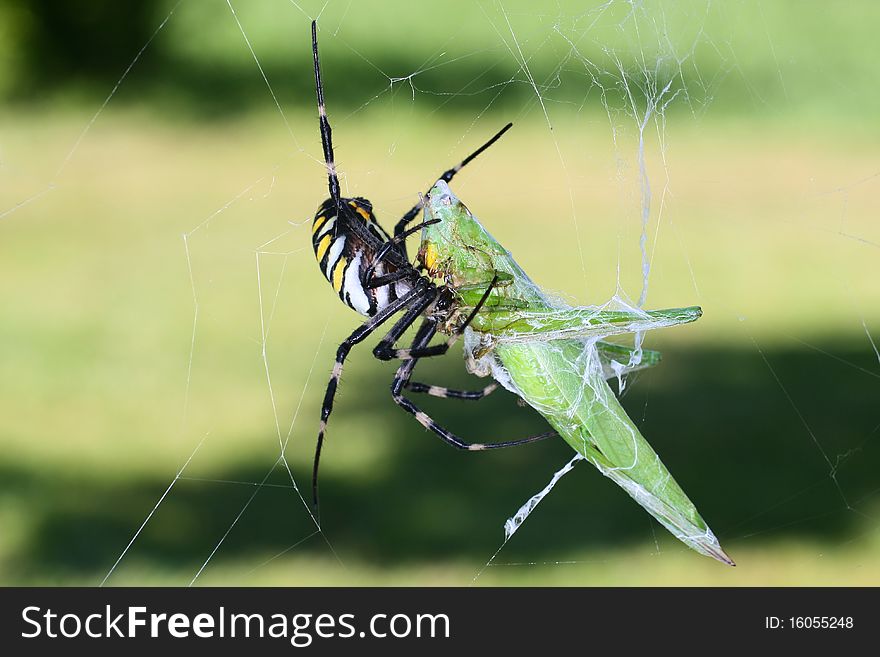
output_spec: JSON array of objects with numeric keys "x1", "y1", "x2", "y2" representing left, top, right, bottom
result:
[{"x1": 307, "y1": 21, "x2": 554, "y2": 509}]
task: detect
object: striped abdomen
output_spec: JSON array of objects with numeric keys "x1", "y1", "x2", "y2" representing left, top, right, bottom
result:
[{"x1": 312, "y1": 197, "x2": 412, "y2": 317}]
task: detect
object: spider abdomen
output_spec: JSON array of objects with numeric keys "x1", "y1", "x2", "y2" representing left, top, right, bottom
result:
[{"x1": 312, "y1": 197, "x2": 411, "y2": 317}]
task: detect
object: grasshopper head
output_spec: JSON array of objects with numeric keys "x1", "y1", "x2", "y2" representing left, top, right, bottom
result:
[{"x1": 418, "y1": 180, "x2": 499, "y2": 286}]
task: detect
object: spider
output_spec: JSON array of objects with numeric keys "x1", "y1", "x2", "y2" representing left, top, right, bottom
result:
[{"x1": 308, "y1": 21, "x2": 555, "y2": 509}]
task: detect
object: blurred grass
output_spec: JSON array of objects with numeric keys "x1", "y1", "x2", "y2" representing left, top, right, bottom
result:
[{"x1": 1, "y1": 0, "x2": 880, "y2": 586}]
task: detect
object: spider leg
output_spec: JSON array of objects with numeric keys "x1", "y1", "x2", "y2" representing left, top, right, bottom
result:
[
  {"x1": 390, "y1": 318, "x2": 556, "y2": 450},
  {"x1": 404, "y1": 381, "x2": 499, "y2": 401},
  {"x1": 376, "y1": 302, "x2": 502, "y2": 398},
  {"x1": 363, "y1": 122, "x2": 513, "y2": 279},
  {"x1": 312, "y1": 283, "x2": 432, "y2": 510},
  {"x1": 392, "y1": 123, "x2": 513, "y2": 258},
  {"x1": 380, "y1": 275, "x2": 499, "y2": 361},
  {"x1": 366, "y1": 270, "x2": 411, "y2": 289},
  {"x1": 311, "y1": 20, "x2": 340, "y2": 205},
  {"x1": 362, "y1": 219, "x2": 441, "y2": 289},
  {"x1": 370, "y1": 289, "x2": 439, "y2": 361}
]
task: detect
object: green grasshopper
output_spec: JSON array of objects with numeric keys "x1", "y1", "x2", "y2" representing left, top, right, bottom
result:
[{"x1": 419, "y1": 180, "x2": 734, "y2": 566}]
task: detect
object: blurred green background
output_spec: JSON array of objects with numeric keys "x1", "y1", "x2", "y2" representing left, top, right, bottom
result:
[{"x1": 1, "y1": 0, "x2": 879, "y2": 586}]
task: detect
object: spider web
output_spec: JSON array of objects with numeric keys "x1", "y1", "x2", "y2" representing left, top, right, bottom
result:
[{"x1": 2, "y1": 0, "x2": 879, "y2": 585}]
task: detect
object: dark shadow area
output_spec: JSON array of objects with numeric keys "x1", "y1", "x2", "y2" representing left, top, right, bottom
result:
[
  {"x1": 7, "y1": 0, "x2": 162, "y2": 90},
  {"x1": 4, "y1": 340, "x2": 879, "y2": 579}
]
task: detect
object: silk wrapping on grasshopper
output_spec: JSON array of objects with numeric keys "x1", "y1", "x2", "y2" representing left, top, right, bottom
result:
[{"x1": 422, "y1": 181, "x2": 732, "y2": 565}]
